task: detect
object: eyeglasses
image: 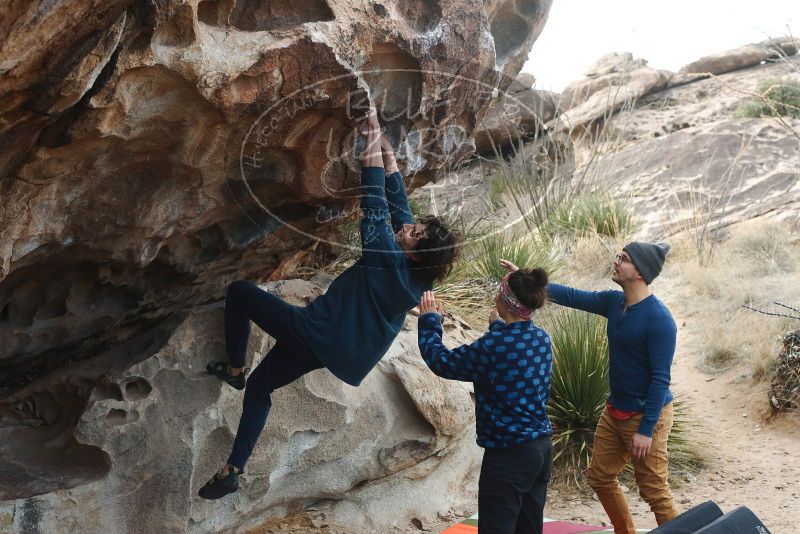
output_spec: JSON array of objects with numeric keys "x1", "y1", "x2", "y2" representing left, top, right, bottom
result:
[{"x1": 614, "y1": 253, "x2": 632, "y2": 264}]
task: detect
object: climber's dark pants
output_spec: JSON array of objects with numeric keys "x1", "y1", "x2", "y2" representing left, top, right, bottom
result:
[{"x1": 224, "y1": 281, "x2": 323, "y2": 469}]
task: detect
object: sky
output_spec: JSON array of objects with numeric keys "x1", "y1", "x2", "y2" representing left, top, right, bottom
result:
[{"x1": 521, "y1": 0, "x2": 800, "y2": 91}]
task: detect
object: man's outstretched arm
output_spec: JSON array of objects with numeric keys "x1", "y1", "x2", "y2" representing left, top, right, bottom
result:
[
  {"x1": 359, "y1": 105, "x2": 399, "y2": 260},
  {"x1": 500, "y1": 260, "x2": 612, "y2": 317},
  {"x1": 381, "y1": 134, "x2": 414, "y2": 230},
  {"x1": 547, "y1": 283, "x2": 614, "y2": 318}
]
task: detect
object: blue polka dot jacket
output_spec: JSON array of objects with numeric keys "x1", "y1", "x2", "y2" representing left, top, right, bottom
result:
[{"x1": 417, "y1": 313, "x2": 554, "y2": 448}]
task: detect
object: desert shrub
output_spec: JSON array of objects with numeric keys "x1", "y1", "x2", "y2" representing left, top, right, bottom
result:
[
  {"x1": 467, "y1": 230, "x2": 564, "y2": 282},
  {"x1": 408, "y1": 196, "x2": 430, "y2": 219},
  {"x1": 567, "y1": 234, "x2": 627, "y2": 281},
  {"x1": 769, "y1": 329, "x2": 800, "y2": 411},
  {"x1": 487, "y1": 177, "x2": 509, "y2": 209},
  {"x1": 690, "y1": 278, "x2": 795, "y2": 376},
  {"x1": 736, "y1": 78, "x2": 800, "y2": 119},
  {"x1": 697, "y1": 346, "x2": 739, "y2": 372},
  {"x1": 319, "y1": 218, "x2": 362, "y2": 275},
  {"x1": 490, "y1": 135, "x2": 583, "y2": 237},
  {"x1": 690, "y1": 290, "x2": 797, "y2": 378},
  {"x1": 546, "y1": 195, "x2": 636, "y2": 238},
  {"x1": 434, "y1": 229, "x2": 562, "y2": 326},
  {"x1": 683, "y1": 222, "x2": 800, "y2": 378},
  {"x1": 723, "y1": 222, "x2": 797, "y2": 275},
  {"x1": 683, "y1": 254, "x2": 737, "y2": 302}
]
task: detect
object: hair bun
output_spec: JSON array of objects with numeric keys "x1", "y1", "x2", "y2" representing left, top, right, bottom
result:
[
  {"x1": 517, "y1": 268, "x2": 548, "y2": 288},
  {"x1": 531, "y1": 267, "x2": 548, "y2": 287},
  {"x1": 507, "y1": 267, "x2": 550, "y2": 311}
]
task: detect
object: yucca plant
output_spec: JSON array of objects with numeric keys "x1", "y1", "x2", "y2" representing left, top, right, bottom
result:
[
  {"x1": 467, "y1": 230, "x2": 564, "y2": 282},
  {"x1": 487, "y1": 176, "x2": 510, "y2": 210},
  {"x1": 545, "y1": 310, "x2": 610, "y2": 484},
  {"x1": 546, "y1": 195, "x2": 636, "y2": 239}
]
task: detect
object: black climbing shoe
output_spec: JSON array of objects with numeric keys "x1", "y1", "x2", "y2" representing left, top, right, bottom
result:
[
  {"x1": 206, "y1": 361, "x2": 248, "y2": 390},
  {"x1": 198, "y1": 467, "x2": 240, "y2": 500}
]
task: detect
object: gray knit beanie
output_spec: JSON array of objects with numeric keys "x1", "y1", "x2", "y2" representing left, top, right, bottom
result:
[{"x1": 623, "y1": 242, "x2": 671, "y2": 284}]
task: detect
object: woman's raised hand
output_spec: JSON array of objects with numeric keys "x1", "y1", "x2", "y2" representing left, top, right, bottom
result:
[
  {"x1": 499, "y1": 259, "x2": 519, "y2": 273},
  {"x1": 419, "y1": 290, "x2": 442, "y2": 315}
]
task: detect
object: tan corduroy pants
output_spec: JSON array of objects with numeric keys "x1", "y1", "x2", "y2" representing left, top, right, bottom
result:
[{"x1": 587, "y1": 403, "x2": 679, "y2": 534}]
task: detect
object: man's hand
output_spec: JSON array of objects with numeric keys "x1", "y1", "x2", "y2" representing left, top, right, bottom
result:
[
  {"x1": 358, "y1": 102, "x2": 380, "y2": 135},
  {"x1": 366, "y1": 102, "x2": 380, "y2": 130},
  {"x1": 630, "y1": 433, "x2": 652, "y2": 461},
  {"x1": 489, "y1": 308, "x2": 501, "y2": 323},
  {"x1": 499, "y1": 259, "x2": 519, "y2": 273},
  {"x1": 419, "y1": 291, "x2": 442, "y2": 315},
  {"x1": 361, "y1": 102, "x2": 383, "y2": 167},
  {"x1": 379, "y1": 130, "x2": 400, "y2": 174}
]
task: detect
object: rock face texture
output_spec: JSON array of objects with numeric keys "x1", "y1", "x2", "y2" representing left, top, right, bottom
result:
[
  {"x1": 0, "y1": 0, "x2": 553, "y2": 531},
  {"x1": 473, "y1": 73, "x2": 559, "y2": 155},
  {"x1": 679, "y1": 36, "x2": 799, "y2": 76},
  {"x1": 0, "y1": 0, "x2": 552, "y2": 392},
  {"x1": 596, "y1": 54, "x2": 800, "y2": 237},
  {"x1": 599, "y1": 116, "x2": 800, "y2": 237},
  {"x1": 0, "y1": 279, "x2": 483, "y2": 532},
  {"x1": 548, "y1": 52, "x2": 671, "y2": 133},
  {"x1": 483, "y1": 46, "x2": 800, "y2": 239},
  {"x1": 544, "y1": 38, "x2": 800, "y2": 136}
]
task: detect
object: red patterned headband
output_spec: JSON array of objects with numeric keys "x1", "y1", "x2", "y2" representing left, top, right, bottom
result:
[{"x1": 499, "y1": 273, "x2": 532, "y2": 319}]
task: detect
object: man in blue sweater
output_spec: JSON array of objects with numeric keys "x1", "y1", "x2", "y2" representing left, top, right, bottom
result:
[
  {"x1": 547, "y1": 242, "x2": 678, "y2": 533},
  {"x1": 198, "y1": 103, "x2": 457, "y2": 499}
]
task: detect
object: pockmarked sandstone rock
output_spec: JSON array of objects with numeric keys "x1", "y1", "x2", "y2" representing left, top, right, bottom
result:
[
  {"x1": 0, "y1": 0, "x2": 551, "y2": 416},
  {"x1": 0, "y1": 279, "x2": 483, "y2": 532},
  {"x1": 584, "y1": 53, "x2": 800, "y2": 237},
  {"x1": 0, "y1": 0, "x2": 554, "y2": 530},
  {"x1": 602, "y1": 54, "x2": 800, "y2": 146},
  {"x1": 543, "y1": 39, "x2": 800, "y2": 135},
  {"x1": 580, "y1": 117, "x2": 800, "y2": 238},
  {"x1": 559, "y1": 52, "x2": 648, "y2": 110}
]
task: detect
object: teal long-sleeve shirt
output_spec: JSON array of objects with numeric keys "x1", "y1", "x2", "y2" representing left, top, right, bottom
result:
[
  {"x1": 547, "y1": 284, "x2": 676, "y2": 437},
  {"x1": 294, "y1": 167, "x2": 430, "y2": 386}
]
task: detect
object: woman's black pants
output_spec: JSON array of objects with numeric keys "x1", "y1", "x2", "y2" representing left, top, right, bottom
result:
[{"x1": 478, "y1": 437, "x2": 553, "y2": 534}]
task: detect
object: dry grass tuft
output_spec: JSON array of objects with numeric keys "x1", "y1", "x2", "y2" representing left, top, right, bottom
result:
[
  {"x1": 680, "y1": 221, "x2": 800, "y2": 378},
  {"x1": 567, "y1": 233, "x2": 626, "y2": 282},
  {"x1": 724, "y1": 222, "x2": 798, "y2": 275}
]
